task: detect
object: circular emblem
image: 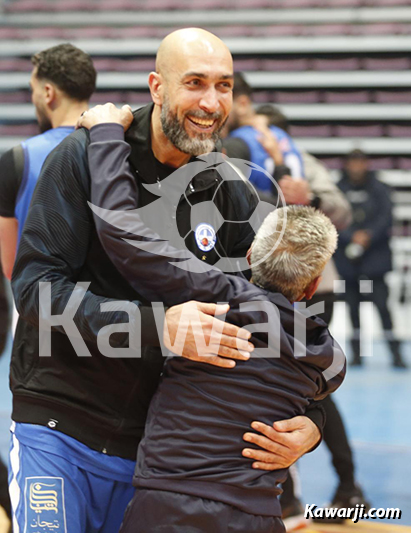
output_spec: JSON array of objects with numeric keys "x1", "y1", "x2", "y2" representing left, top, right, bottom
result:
[{"x1": 195, "y1": 223, "x2": 217, "y2": 252}]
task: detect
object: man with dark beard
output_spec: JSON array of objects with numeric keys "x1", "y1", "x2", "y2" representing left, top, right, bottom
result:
[
  {"x1": 11, "y1": 28, "x2": 323, "y2": 532},
  {"x1": 0, "y1": 44, "x2": 96, "y2": 280}
]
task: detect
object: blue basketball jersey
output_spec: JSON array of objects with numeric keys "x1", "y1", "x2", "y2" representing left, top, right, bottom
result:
[
  {"x1": 15, "y1": 127, "x2": 74, "y2": 243},
  {"x1": 229, "y1": 125, "x2": 305, "y2": 193}
]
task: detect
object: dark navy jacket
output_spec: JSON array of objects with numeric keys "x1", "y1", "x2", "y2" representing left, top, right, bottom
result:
[
  {"x1": 88, "y1": 124, "x2": 346, "y2": 517},
  {"x1": 335, "y1": 171, "x2": 393, "y2": 280},
  {"x1": 10, "y1": 105, "x2": 256, "y2": 459}
]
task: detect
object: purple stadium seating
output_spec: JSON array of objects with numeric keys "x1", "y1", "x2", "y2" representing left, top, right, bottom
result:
[
  {"x1": 277, "y1": 0, "x2": 322, "y2": 7},
  {"x1": 275, "y1": 91, "x2": 321, "y2": 104},
  {"x1": 322, "y1": 0, "x2": 361, "y2": 6},
  {"x1": 324, "y1": 91, "x2": 370, "y2": 103},
  {"x1": 253, "y1": 25, "x2": 304, "y2": 37},
  {"x1": 106, "y1": 27, "x2": 158, "y2": 39},
  {"x1": 229, "y1": 0, "x2": 274, "y2": 8},
  {"x1": 375, "y1": 91, "x2": 411, "y2": 104},
  {"x1": 253, "y1": 92, "x2": 272, "y2": 104},
  {"x1": 262, "y1": 58, "x2": 309, "y2": 71},
  {"x1": 368, "y1": 157, "x2": 395, "y2": 170},
  {"x1": 0, "y1": 92, "x2": 30, "y2": 103},
  {"x1": 302, "y1": 24, "x2": 352, "y2": 36},
  {"x1": 18, "y1": 27, "x2": 63, "y2": 39},
  {"x1": 0, "y1": 124, "x2": 39, "y2": 136},
  {"x1": 0, "y1": 59, "x2": 32, "y2": 72},
  {"x1": 363, "y1": 57, "x2": 410, "y2": 70},
  {"x1": 233, "y1": 59, "x2": 262, "y2": 71},
  {"x1": 387, "y1": 125, "x2": 411, "y2": 138},
  {"x1": 4, "y1": 0, "x2": 50, "y2": 13},
  {"x1": 336, "y1": 124, "x2": 384, "y2": 137},
  {"x1": 397, "y1": 158, "x2": 411, "y2": 170},
  {"x1": 125, "y1": 92, "x2": 153, "y2": 104},
  {"x1": 354, "y1": 23, "x2": 404, "y2": 35},
  {"x1": 0, "y1": 27, "x2": 21, "y2": 39},
  {"x1": 212, "y1": 25, "x2": 254, "y2": 37},
  {"x1": 89, "y1": 92, "x2": 124, "y2": 104},
  {"x1": 319, "y1": 157, "x2": 343, "y2": 170},
  {"x1": 106, "y1": 59, "x2": 156, "y2": 72},
  {"x1": 289, "y1": 124, "x2": 333, "y2": 137},
  {"x1": 363, "y1": 0, "x2": 411, "y2": 5},
  {"x1": 312, "y1": 58, "x2": 361, "y2": 71}
]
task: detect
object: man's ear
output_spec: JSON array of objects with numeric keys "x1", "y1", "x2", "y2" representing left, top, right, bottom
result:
[
  {"x1": 44, "y1": 82, "x2": 56, "y2": 106},
  {"x1": 148, "y1": 72, "x2": 163, "y2": 106},
  {"x1": 246, "y1": 246, "x2": 252, "y2": 266},
  {"x1": 304, "y1": 276, "x2": 322, "y2": 300}
]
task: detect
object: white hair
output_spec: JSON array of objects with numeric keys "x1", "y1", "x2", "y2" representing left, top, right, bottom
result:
[{"x1": 251, "y1": 206, "x2": 338, "y2": 302}]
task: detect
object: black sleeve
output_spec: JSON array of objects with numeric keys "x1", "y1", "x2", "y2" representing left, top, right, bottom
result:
[
  {"x1": 223, "y1": 137, "x2": 251, "y2": 161},
  {"x1": 88, "y1": 123, "x2": 233, "y2": 306},
  {"x1": 304, "y1": 400, "x2": 326, "y2": 451},
  {"x1": 0, "y1": 146, "x2": 24, "y2": 217},
  {"x1": 11, "y1": 131, "x2": 157, "y2": 348}
]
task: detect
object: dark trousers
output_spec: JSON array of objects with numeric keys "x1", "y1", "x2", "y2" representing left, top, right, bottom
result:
[
  {"x1": 345, "y1": 277, "x2": 402, "y2": 362},
  {"x1": 120, "y1": 489, "x2": 285, "y2": 533},
  {"x1": 281, "y1": 292, "x2": 356, "y2": 509}
]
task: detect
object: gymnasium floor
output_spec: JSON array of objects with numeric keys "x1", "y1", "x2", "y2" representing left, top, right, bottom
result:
[{"x1": 0, "y1": 333, "x2": 409, "y2": 532}]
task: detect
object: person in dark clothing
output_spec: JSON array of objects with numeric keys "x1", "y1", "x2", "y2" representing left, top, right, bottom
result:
[
  {"x1": 10, "y1": 29, "x2": 323, "y2": 532},
  {"x1": 78, "y1": 111, "x2": 345, "y2": 532},
  {"x1": 335, "y1": 149, "x2": 407, "y2": 368},
  {"x1": 256, "y1": 105, "x2": 370, "y2": 525}
]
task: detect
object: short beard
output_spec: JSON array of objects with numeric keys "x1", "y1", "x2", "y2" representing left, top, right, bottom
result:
[
  {"x1": 160, "y1": 97, "x2": 225, "y2": 156},
  {"x1": 37, "y1": 110, "x2": 52, "y2": 134}
]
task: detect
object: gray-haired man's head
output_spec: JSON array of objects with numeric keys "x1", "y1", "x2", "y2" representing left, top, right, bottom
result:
[{"x1": 251, "y1": 206, "x2": 338, "y2": 302}]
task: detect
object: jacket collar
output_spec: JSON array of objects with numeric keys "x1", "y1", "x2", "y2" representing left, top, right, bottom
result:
[{"x1": 125, "y1": 103, "x2": 222, "y2": 191}]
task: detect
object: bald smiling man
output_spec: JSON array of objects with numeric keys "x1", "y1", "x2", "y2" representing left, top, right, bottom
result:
[{"x1": 11, "y1": 28, "x2": 323, "y2": 532}]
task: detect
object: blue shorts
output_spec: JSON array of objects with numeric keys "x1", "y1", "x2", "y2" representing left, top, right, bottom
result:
[{"x1": 9, "y1": 422, "x2": 136, "y2": 533}]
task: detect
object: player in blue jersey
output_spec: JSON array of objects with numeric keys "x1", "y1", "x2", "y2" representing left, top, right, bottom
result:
[
  {"x1": 223, "y1": 72, "x2": 305, "y2": 194},
  {"x1": 0, "y1": 43, "x2": 95, "y2": 531},
  {"x1": 0, "y1": 43, "x2": 96, "y2": 279}
]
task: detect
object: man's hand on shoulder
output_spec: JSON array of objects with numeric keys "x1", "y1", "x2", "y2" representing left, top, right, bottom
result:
[
  {"x1": 242, "y1": 415, "x2": 321, "y2": 470},
  {"x1": 76, "y1": 103, "x2": 134, "y2": 131},
  {"x1": 164, "y1": 301, "x2": 254, "y2": 369}
]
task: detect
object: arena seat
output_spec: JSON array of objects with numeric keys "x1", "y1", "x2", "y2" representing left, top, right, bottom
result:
[
  {"x1": 288, "y1": 124, "x2": 333, "y2": 137},
  {"x1": 0, "y1": 92, "x2": 30, "y2": 103},
  {"x1": 275, "y1": 91, "x2": 321, "y2": 104},
  {"x1": 387, "y1": 125, "x2": 411, "y2": 138},
  {"x1": 363, "y1": 57, "x2": 411, "y2": 70},
  {"x1": 398, "y1": 158, "x2": 411, "y2": 170},
  {"x1": 375, "y1": 91, "x2": 411, "y2": 103},
  {"x1": 302, "y1": 24, "x2": 353, "y2": 36},
  {"x1": 261, "y1": 58, "x2": 309, "y2": 71},
  {"x1": 335, "y1": 124, "x2": 385, "y2": 137},
  {"x1": 324, "y1": 91, "x2": 370, "y2": 103},
  {"x1": 368, "y1": 156, "x2": 396, "y2": 170},
  {"x1": 0, "y1": 124, "x2": 38, "y2": 136},
  {"x1": 354, "y1": 22, "x2": 406, "y2": 35},
  {"x1": 251, "y1": 25, "x2": 304, "y2": 37},
  {"x1": 312, "y1": 57, "x2": 361, "y2": 71},
  {"x1": 0, "y1": 59, "x2": 32, "y2": 72}
]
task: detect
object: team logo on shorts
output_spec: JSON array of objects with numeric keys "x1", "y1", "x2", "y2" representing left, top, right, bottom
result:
[
  {"x1": 25, "y1": 477, "x2": 67, "y2": 532},
  {"x1": 195, "y1": 223, "x2": 217, "y2": 252}
]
